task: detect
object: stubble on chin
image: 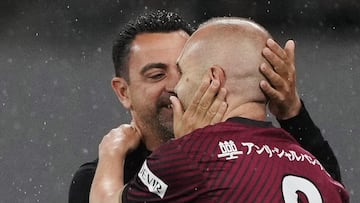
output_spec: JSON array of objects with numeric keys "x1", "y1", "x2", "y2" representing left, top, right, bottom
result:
[
  {"x1": 157, "y1": 117, "x2": 174, "y2": 142},
  {"x1": 136, "y1": 108, "x2": 174, "y2": 144}
]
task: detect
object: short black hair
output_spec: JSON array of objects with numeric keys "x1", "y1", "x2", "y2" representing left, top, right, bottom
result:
[{"x1": 112, "y1": 10, "x2": 195, "y2": 81}]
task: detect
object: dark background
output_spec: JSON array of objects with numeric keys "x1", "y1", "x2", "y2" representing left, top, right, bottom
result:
[{"x1": 1, "y1": 0, "x2": 359, "y2": 202}]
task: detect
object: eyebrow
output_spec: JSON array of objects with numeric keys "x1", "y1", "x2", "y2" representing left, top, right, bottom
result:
[{"x1": 140, "y1": 63, "x2": 167, "y2": 75}]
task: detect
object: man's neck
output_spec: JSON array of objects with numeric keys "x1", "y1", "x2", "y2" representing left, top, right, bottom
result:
[
  {"x1": 140, "y1": 131, "x2": 164, "y2": 151},
  {"x1": 222, "y1": 102, "x2": 267, "y2": 122}
]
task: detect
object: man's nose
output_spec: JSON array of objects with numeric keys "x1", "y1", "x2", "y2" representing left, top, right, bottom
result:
[{"x1": 165, "y1": 69, "x2": 180, "y2": 93}]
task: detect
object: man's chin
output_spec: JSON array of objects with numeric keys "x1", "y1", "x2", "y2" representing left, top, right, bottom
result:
[
  {"x1": 159, "y1": 106, "x2": 173, "y2": 119},
  {"x1": 159, "y1": 108, "x2": 174, "y2": 132}
]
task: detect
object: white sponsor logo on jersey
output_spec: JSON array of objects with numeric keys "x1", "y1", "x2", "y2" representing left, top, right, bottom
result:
[
  {"x1": 217, "y1": 140, "x2": 243, "y2": 160},
  {"x1": 138, "y1": 160, "x2": 168, "y2": 198}
]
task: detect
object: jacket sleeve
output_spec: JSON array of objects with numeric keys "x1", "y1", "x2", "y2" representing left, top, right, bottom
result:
[
  {"x1": 68, "y1": 159, "x2": 98, "y2": 203},
  {"x1": 277, "y1": 101, "x2": 342, "y2": 182}
]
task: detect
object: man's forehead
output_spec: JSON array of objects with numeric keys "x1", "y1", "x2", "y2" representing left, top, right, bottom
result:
[
  {"x1": 131, "y1": 41, "x2": 180, "y2": 53},
  {"x1": 132, "y1": 31, "x2": 189, "y2": 51},
  {"x1": 178, "y1": 39, "x2": 203, "y2": 61},
  {"x1": 128, "y1": 31, "x2": 189, "y2": 72},
  {"x1": 130, "y1": 36, "x2": 185, "y2": 62}
]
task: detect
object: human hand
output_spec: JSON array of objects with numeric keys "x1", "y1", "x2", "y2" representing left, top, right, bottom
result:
[
  {"x1": 91, "y1": 123, "x2": 141, "y2": 203},
  {"x1": 98, "y1": 123, "x2": 142, "y2": 161},
  {"x1": 260, "y1": 39, "x2": 302, "y2": 120},
  {"x1": 170, "y1": 76, "x2": 227, "y2": 139}
]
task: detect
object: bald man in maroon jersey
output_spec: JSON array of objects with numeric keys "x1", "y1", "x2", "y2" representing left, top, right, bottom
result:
[{"x1": 90, "y1": 17, "x2": 349, "y2": 203}]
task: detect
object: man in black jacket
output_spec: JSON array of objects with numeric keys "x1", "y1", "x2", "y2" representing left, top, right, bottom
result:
[{"x1": 69, "y1": 10, "x2": 341, "y2": 203}]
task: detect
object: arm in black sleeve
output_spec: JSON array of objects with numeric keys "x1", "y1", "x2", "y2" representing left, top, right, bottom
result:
[
  {"x1": 277, "y1": 101, "x2": 342, "y2": 182},
  {"x1": 68, "y1": 159, "x2": 98, "y2": 203}
]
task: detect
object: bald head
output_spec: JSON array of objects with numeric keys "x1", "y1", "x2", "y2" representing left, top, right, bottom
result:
[{"x1": 176, "y1": 17, "x2": 271, "y2": 113}]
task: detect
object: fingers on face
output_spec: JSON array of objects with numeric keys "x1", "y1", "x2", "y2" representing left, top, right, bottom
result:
[
  {"x1": 205, "y1": 87, "x2": 226, "y2": 115},
  {"x1": 284, "y1": 40, "x2": 295, "y2": 61},
  {"x1": 184, "y1": 78, "x2": 226, "y2": 126},
  {"x1": 260, "y1": 80, "x2": 281, "y2": 101},
  {"x1": 260, "y1": 63, "x2": 284, "y2": 88},
  {"x1": 262, "y1": 47, "x2": 287, "y2": 75},
  {"x1": 196, "y1": 79, "x2": 220, "y2": 114},
  {"x1": 267, "y1": 39, "x2": 287, "y2": 60},
  {"x1": 170, "y1": 95, "x2": 183, "y2": 122},
  {"x1": 186, "y1": 77, "x2": 210, "y2": 113},
  {"x1": 209, "y1": 88, "x2": 227, "y2": 124},
  {"x1": 264, "y1": 39, "x2": 297, "y2": 77}
]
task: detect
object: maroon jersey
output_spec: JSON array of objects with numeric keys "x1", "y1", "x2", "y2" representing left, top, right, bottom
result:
[{"x1": 123, "y1": 117, "x2": 349, "y2": 203}]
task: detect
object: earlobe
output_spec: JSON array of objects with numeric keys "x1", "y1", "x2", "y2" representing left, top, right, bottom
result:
[
  {"x1": 209, "y1": 65, "x2": 225, "y2": 87},
  {"x1": 111, "y1": 77, "x2": 132, "y2": 109}
]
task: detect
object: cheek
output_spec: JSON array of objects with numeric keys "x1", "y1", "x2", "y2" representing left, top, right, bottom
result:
[
  {"x1": 129, "y1": 85, "x2": 161, "y2": 107},
  {"x1": 176, "y1": 80, "x2": 190, "y2": 108}
]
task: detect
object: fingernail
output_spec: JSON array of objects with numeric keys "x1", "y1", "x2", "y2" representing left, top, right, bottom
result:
[
  {"x1": 263, "y1": 47, "x2": 270, "y2": 54},
  {"x1": 260, "y1": 64, "x2": 266, "y2": 71},
  {"x1": 260, "y1": 80, "x2": 267, "y2": 87},
  {"x1": 268, "y1": 38, "x2": 275, "y2": 45}
]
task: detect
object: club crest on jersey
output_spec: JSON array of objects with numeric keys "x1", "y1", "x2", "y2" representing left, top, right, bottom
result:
[
  {"x1": 217, "y1": 140, "x2": 243, "y2": 160},
  {"x1": 138, "y1": 160, "x2": 168, "y2": 198}
]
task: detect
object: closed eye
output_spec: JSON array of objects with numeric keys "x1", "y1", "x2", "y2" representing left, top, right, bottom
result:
[
  {"x1": 148, "y1": 72, "x2": 166, "y2": 80},
  {"x1": 141, "y1": 63, "x2": 167, "y2": 81}
]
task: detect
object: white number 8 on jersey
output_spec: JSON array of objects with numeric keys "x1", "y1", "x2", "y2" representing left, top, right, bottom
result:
[{"x1": 282, "y1": 175, "x2": 323, "y2": 203}]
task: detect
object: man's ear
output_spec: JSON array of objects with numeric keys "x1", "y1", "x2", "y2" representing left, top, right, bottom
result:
[
  {"x1": 209, "y1": 65, "x2": 225, "y2": 87},
  {"x1": 111, "y1": 77, "x2": 132, "y2": 109}
]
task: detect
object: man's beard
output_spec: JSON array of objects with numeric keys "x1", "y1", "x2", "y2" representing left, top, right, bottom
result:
[
  {"x1": 138, "y1": 94, "x2": 175, "y2": 143},
  {"x1": 141, "y1": 108, "x2": 174, "y2": 143},
  {"x1": 157, "y1": 110, "x2": 175, "y2": 142}
]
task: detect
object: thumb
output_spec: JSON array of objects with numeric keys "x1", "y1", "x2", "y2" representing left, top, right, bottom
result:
[
  {"x1": 170, "y1": 96, "x2": 184, "y2": 138},
  {"x1": 170, "y1": 96, "x2": 184, "y2": 121},
  {"x1": 130, "y1": 120, "x2": 142, "y2": 139}
]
